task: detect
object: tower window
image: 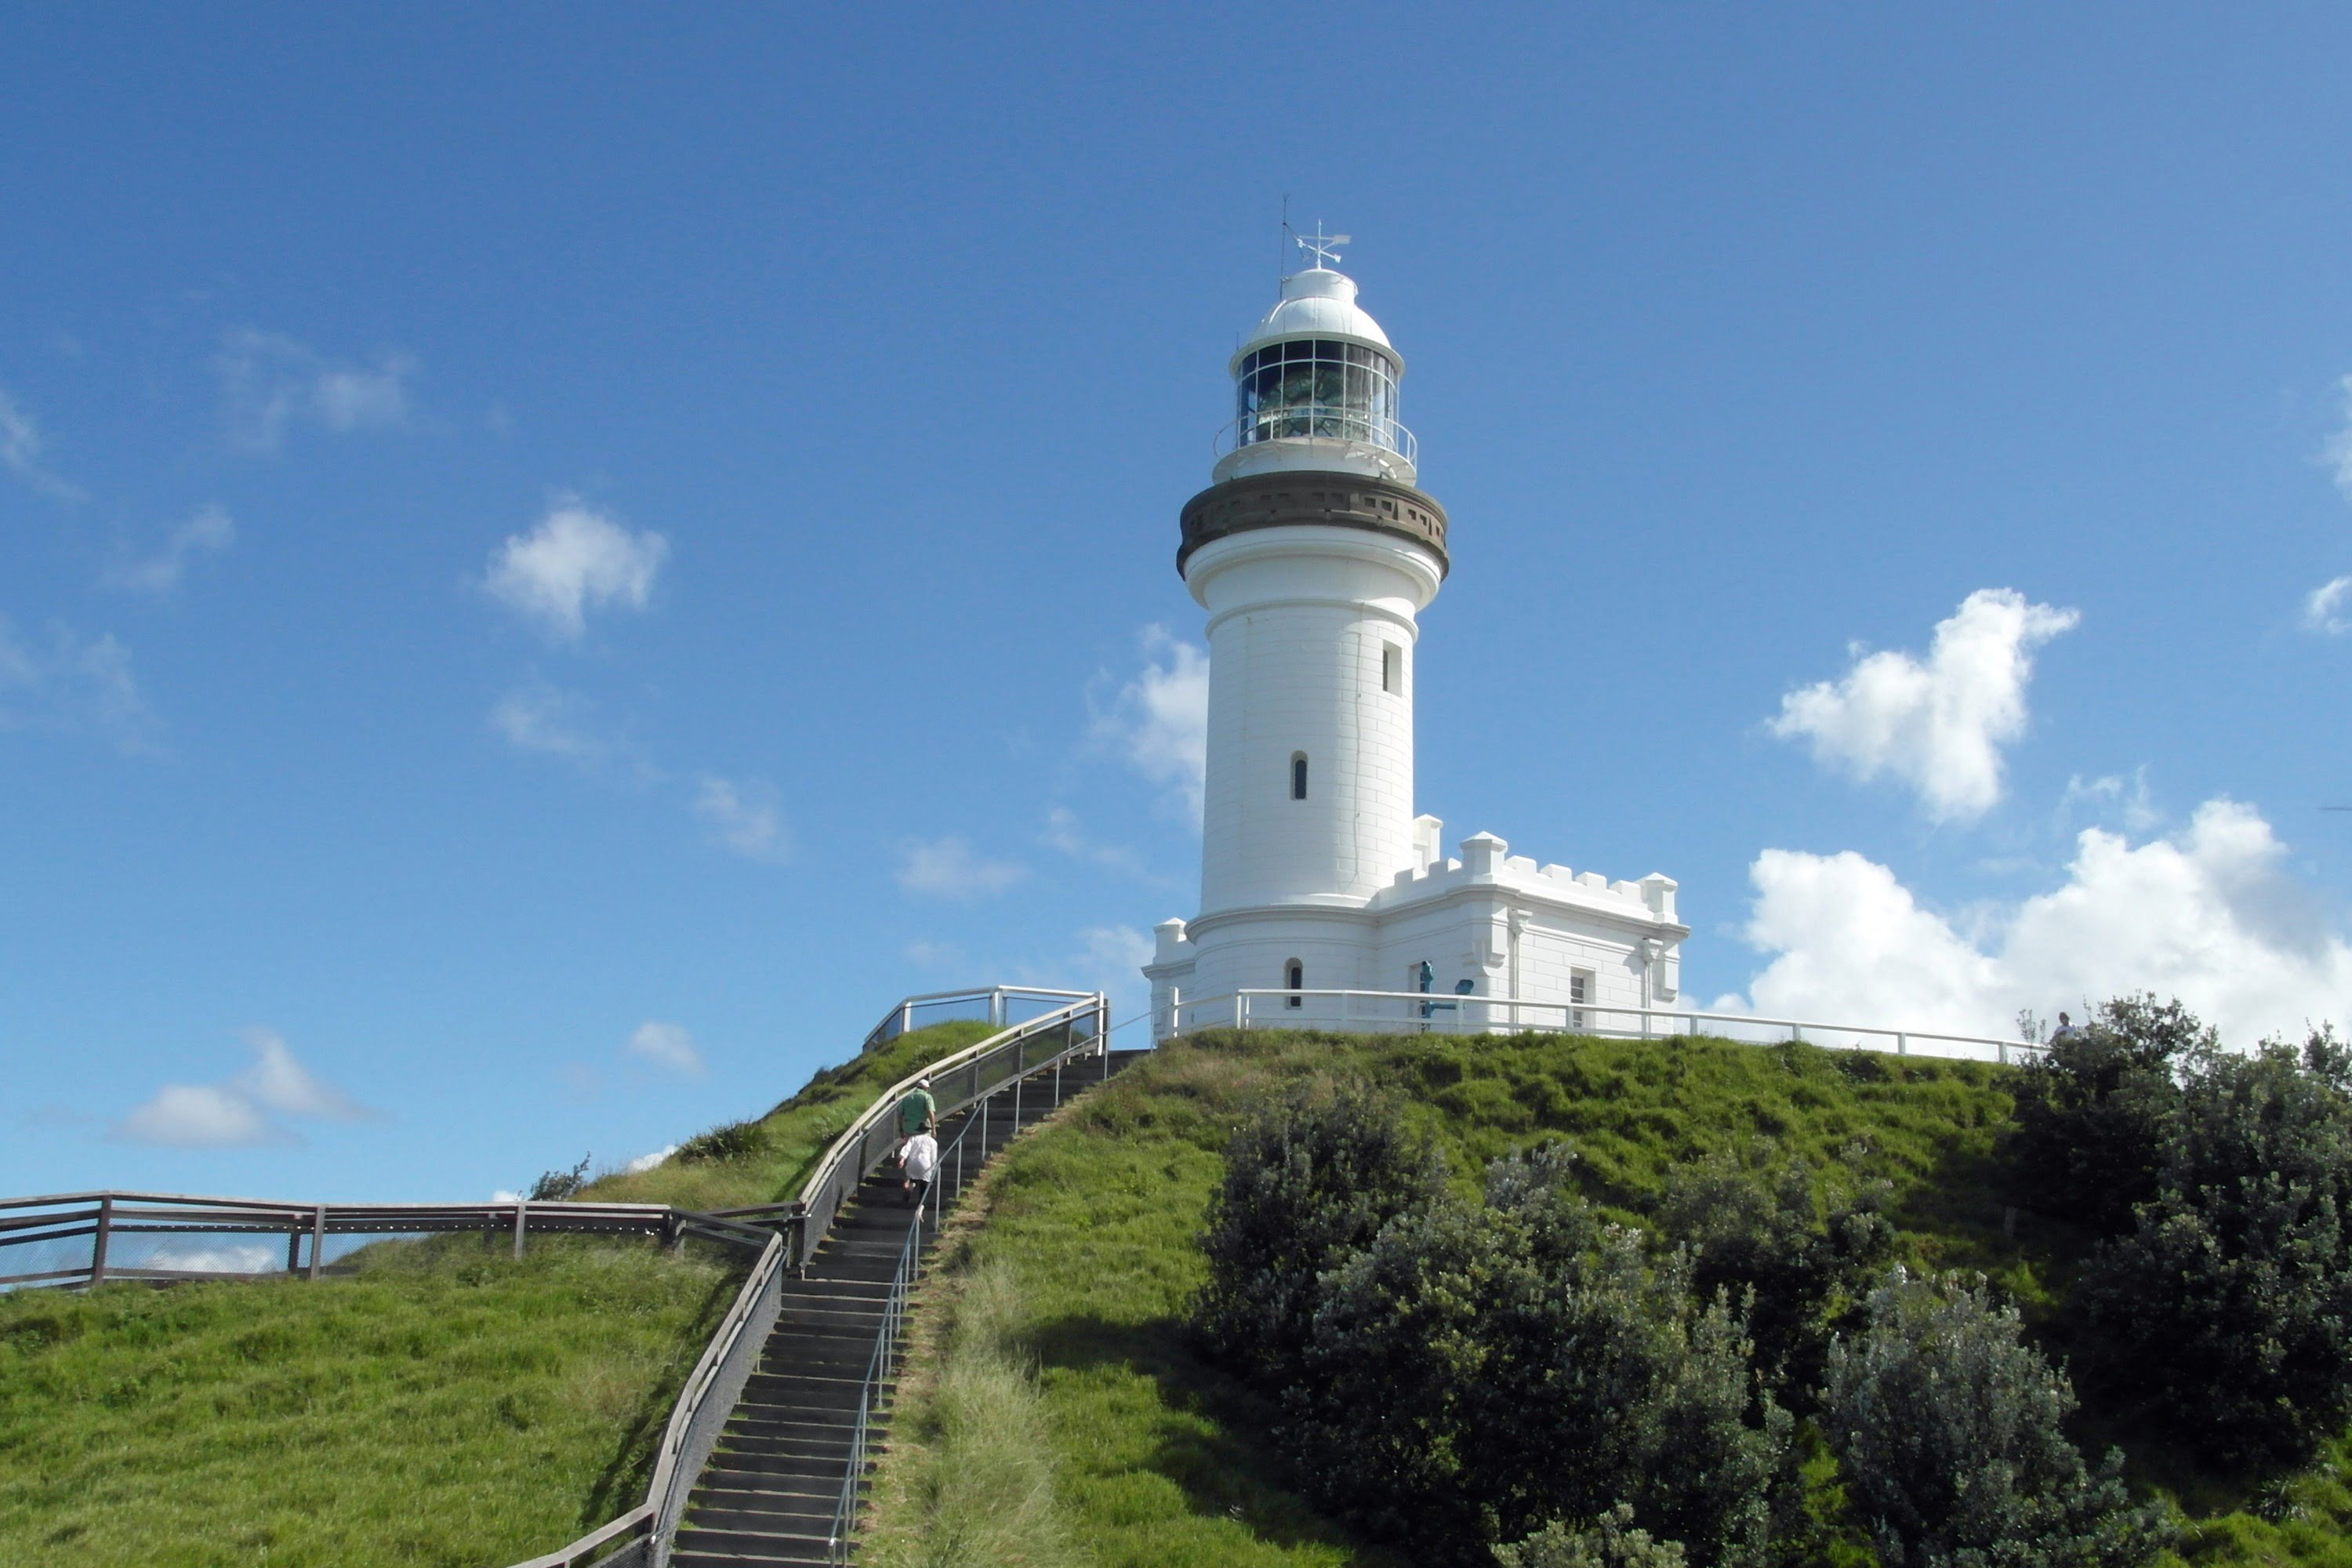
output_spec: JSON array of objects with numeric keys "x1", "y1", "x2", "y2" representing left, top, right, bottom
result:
[
  {"x1": 1286, "y1": 960, "x2": 1304, "y2": 1007},
  {"x1": 1290, "y1": 753, "x2": 1308, "y2": 800},
  {"x1": 1381, "y1": 643, "x2": 1402, "y2": 695}
]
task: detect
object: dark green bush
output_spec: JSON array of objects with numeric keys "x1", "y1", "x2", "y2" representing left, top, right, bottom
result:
[
  {"x1": 1651, "y1": 1140, "x2": 1893, "y2": 1409},
  {"x1": 1823, "y1": 1271, "x2": 2173, "y2": 1568},
  {"x1": 1497, "y1": 1504, "x2": 1689, "y2": 1568},
  {"x1": 1193, "y1": 1081, "x2": 1443, "y2": 1390},
  {"x1": 2077, "y1": 1030, "x2": 2352, "y2": 1468},
  {"x1": 2005, "y1": 995, "x2": 2209, "y2": 1233},
  {"x1": 1279, "y1": 1144, "x2": 1788, "y2": 1568},
  {"x1": 527, "y1": 1155, "x2": 590, "y2": 1201}
]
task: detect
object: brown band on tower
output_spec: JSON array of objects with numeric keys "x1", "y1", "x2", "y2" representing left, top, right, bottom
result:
[{"x1": 1178, "y1": 470, "x2": 1449, "y2": 577}]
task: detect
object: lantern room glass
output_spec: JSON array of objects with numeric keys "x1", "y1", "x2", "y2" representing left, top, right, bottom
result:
[{"x1": 1234, "y1": 339, "x2": 1402, "y2": 457}]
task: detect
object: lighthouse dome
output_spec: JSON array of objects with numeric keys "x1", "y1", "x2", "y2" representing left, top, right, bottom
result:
[
  {"x1": 1229, "y1": 267, "x2": 1399, "y2": 372},
  {"x1": 1216, "y1": 265, "x2": 1415, "y2": 485}
]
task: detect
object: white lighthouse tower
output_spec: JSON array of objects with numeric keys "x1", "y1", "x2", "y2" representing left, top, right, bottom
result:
[{"x1": 1145, "y1": 236, "x2": 1690, "y2": 1036}]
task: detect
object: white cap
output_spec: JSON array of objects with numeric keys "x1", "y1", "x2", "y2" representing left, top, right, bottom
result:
[{"x1": 1229, "y1": 268, "x2": 1399, "y2": 375}]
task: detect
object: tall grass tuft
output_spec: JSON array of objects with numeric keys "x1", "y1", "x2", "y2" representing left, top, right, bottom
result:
[{"x1": 862, "y1": 1261, "x2": 1080, "y2": 1568}]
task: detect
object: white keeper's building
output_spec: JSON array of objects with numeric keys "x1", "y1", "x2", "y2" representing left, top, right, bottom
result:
[{"x1": 1144, "y1": 248, "x2": 1690, "y2": 1040}]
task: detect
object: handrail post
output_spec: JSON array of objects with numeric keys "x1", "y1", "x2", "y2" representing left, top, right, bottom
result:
[
  {"x1": 90, "y1": 1195, "x2": 113, "y2": 1286},
  {"x1": 1234, "y1": 993, "x2": 1244, "y2": 1031},
  {"x1": 513, "y1": 1200, "x2": 528, "y2": 1261},
  {"x1": 308, "y1": 1203, "x2": 326, "y2": 1280}
]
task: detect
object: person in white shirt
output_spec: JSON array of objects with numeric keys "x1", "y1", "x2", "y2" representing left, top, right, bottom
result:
[{"x1": 900, "y1": 1128, "x2": 939, "y2": 1214}]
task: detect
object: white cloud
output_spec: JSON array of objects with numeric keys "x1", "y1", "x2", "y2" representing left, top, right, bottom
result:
[
  {"x1": 0, "y1": 614, "x2": 158, "y2": 754},
  {"x1": 2060, "y1": 768, "x2": 2161, "y2": 833},
  {"x1": 627, "y1": 1021, "x2": 703, "y2": 1076},
  {"x1": 215, "y1": 329, "x2": 414, "y2": 451},
  {"x1": 1091, "y1": 626, "x2": 1209, "y2": 822},
  {"x1": 1726, "y1": 798, "x2": 2351, "y2": 1047},
  {"x1": 144, "y1": 1243, "x2": 278, "y2": 1275},
  {"x1": 694, "y1": 775, "x2": 788, "y2": 863},
  {"x1": 483, "y1": 498, "x2": 667, "y2": 642},
  {"x1": 625, "y1": 1145, "x2": 677, "y2": 1174},
  {"x1": 492, "y1": 1189, "x2": 525, "y2": 1204},
  {"x1": 2304, "y1": 575, "x2": 2352, "y2": 636},
  {"x1": 1768, "y1": 588, "x2": 2079, "y2": 822},
  {"x1": 114, "y1": 1084, "x2": 279, "y2": 1149},
  {"x1": 902, "y1": 939, "x2": 965, "y2": 970},
  {"x1": 111, "y1": 1030, "x2": 378, "y2": 1148},
  {"x1": 2324, "y1": 374, "x2": 2352, "y2": 502},
  {"x1": 896, "y1": 837, "x2": 1026, "y2": 900},
  {"x1": 236, "y1": 1028, "x2": 374, "y2": 1120},
  {"x1": 488, "y1": 682, "x2": 606, "y2": 762},
  {"x1": 0, "y1": 386, "x2": 85, "y2": 501},
  {"x1": 100, "y1": 506, "x2": 237, "y2": 596},
  {"x1": 1042, "y1": 805, "x2": 1160, "y2": 882}
]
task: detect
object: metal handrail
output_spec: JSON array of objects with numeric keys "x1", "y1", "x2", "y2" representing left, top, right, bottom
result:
[
  {"x1": 796, "y1": 994, "x2": 1108, "y2": 1271},
  {"x1": 858, "y1": 985, "x2": 1100, "y2": 1054},
  {"x1": 830, "y1": 1216, "x2": 921, "y2": 1565},
  {"x1": 1164, "y1": 988, "x2": 2043, "y2": 1066},
  {"x1": 0, "y1": 1192, "x2": 779, "y2": 1290}
]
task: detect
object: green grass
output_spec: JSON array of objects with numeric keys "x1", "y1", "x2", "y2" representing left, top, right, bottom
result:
[
  {"x1": 863, "y1": 1027, "x2": 2352, "y2": 1566},
  {"x1": 0, "y1": 1018, "x2": 993, "y2": 1567}
]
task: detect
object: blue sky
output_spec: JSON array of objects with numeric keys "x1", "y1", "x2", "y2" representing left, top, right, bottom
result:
[{"x1": 5, "y1": 5, "x2": 2347, "y2": 1205}]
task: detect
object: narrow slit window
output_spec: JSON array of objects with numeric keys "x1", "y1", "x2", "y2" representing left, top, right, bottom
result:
[
  {"x1": 1286, "y1": 960, "x2": 1304, "y2": 1007},
  {"x1": 1381, "y1": 643, "x2": 1402, "y2": 695},
  {"x1": 1290, "y1": 753, "x2": 1308, "y2": 800}
]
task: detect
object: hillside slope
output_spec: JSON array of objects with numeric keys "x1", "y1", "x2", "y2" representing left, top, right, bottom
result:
[
  {"x1": 0, "y1": 1019, "x2": 989, "y2": 1568},
  {"x1": 859, "y1": 1028, "x2": 2352, "y2": 1568}
]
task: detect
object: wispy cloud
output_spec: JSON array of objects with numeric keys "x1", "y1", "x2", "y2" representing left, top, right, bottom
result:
[
  {"x1": 694, "y1": 775, "x2": 789, "y2": 863},
  {"x1": 483, "y1": 497, "x2": 667, "y2": 642},
  {"x1": 215, "y1": 329, "x2": 414, "y2": 452},
  {"x1": 1767, "y1": 588, "x2": 2078, "y2": 823},
  {"x1": 0, "y1": 386, "x2": 85, "y2": 502},
  {"x1": 489, "y1": 681, "x2": 620, "y2": 767},
  {"x1": 100, "y1": 506, "x2": 237, "y2": 596},
  {"x1": 2303, "y1": 575, "x2": 2352, "y2": 636},
  {"x1": 0, "y1": 614, "x2": 159, "y2": 754},
  {"x1": 896, "y1": 837, "x2": 1026, "y2": 900},
  {"x1": 2323, "y1": 374, "x2": 2352, "y2": 502},
  {"x1": 1089, "y1": 626, "x2": 1209, "y2": 823},
  {"x1": 111, "y1": 1029, "x2": 379, "y2": 1149},
  {"x1": 1042, "y1": 805, "x2": 1166, "y2": 884},
  {"x1": 626, "y1": 1021, "x2": 703, "y2": 1076},
  {"x1": 2060, "y1": 767, "x2": 2161, "y2": 833}
]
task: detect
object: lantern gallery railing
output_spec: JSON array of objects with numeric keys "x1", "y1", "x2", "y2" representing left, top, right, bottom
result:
[
  {"x1": 1214, "y1": 408, "x2": 1417, "y2": 466},
  {"x1": 858, "y1": 984, "x2": 1102, "y2": 1055},
  {"x1": 1163, "y1": 988, "x2": 2045, "y2": 1067}
]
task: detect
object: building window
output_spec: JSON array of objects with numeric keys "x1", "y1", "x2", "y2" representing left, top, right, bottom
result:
[
  {"x1": 1381, "y1": 643, "x2": 1402, "y2": 695},
  {"x1": 1234, "y1": 338, "x2": 1404, "y2": 459},
  {"x1": 1286, "y1": 960, "x2": 1304, "y2": 1007},
  {"x1": 1569, "y1": 971, "x2": 1592, "y2": 1033},
  {"x1": 1290, "y1": 753, "x2": 1308, "y2": 800}
]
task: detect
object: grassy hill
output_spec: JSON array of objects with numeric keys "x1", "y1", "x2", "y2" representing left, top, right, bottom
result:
[
  {"x1": 858, "y1": 1027, "x2": 2352, "y2": 1568},
  {"x1": 0, "y1": 1018, "x2": 992, "y2": 1568}
]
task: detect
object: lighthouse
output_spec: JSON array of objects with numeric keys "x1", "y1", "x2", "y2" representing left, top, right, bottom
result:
[{"x1": 1145, "y1": 235, "x2": 1691, "y2": 1036}]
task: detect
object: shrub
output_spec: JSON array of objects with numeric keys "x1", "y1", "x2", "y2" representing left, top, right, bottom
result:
[
  {"x1": 1497, "y1": 1505, "x2": 1689, "y2": 1568},
  {"x1": 1652, "y1": 1141, "x2": 1893, "y2": 1408},
  {"x1": 1822, "y1": 1271, "x2": 2173, "y2": 1568},
  {"x1": 2005, "y1": 995, "x2": 2209, "y2": 1233},
  {"x1": 1283, "y1": 1144, "x2": 1788, "y2": 1568},
  {"x1": 1193, "y1": 1081, "x2": 1443, "y2": 1390},
  {"x1": 2077, "y1": 1033, "x2": 2352, "y2": 1468},
  {"x1": 675, "y1": 1118, "x2": 768, "y2": 1165},
  {"x1": 527, "y1": 1155, "x2": 591, "y2": 1202}
]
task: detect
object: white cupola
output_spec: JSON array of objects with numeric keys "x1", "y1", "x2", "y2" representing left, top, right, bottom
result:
[{"x1": 1214, "y1": 264, "x2": 1417, "y2": 487}]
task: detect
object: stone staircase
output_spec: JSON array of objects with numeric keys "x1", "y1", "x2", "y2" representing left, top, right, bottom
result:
[{"x1": 670, "y1": 1047, "x2": 1146, "y2": 1566}]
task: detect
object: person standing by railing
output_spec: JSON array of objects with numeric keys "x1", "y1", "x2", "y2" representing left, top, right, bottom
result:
[{"x1": 895, "y1": 1076, "x2": 937, "y2": 1157}]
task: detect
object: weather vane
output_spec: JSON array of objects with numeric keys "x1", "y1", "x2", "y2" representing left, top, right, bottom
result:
[{"x1": 1294, "y1": 220, "x2": 1351, "y2": 269}]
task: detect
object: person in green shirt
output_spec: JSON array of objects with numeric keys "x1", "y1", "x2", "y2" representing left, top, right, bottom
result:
[{"x1": 896, "y1": 1077, "x2": 937, "y2": 1153}]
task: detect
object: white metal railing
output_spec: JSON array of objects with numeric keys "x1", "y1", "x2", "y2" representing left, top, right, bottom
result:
[
  {"x1": 859, "y1": 985, "x2": 1099, "y2": 1055},
  {"x1": 1163, "y1": 988, "x2": 2042, "y2": 1067},
  {"x1": 1214, "y1": 408, "x2": 1417, "y2": 466}
]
